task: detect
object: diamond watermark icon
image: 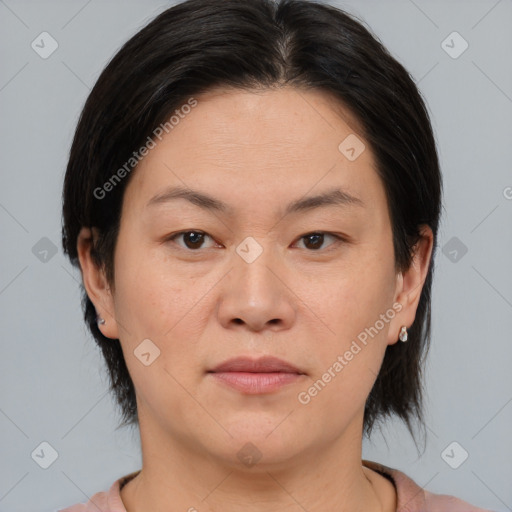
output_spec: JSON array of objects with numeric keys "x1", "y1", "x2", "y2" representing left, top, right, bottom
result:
[
  {"x1": 441, "y1": 441, "x2": 469, "y2": 469},
  {"x1": 236, "y1": 236, "x2": 263, "y2": 264},
  {"x1": 237, "y1": 442, "x2": 262, "y2": 467},
  {"x1": 31, "y1": 441, "x2": 59, "y2": 469},
  {"x1": 442, "y1": 236, "x2": 468, "y2": 263},
  {"x1": 32, "y1": 237, "x2": 58, "y2": 263},
  {"x1": 441, "y1": 31, "x2": 468, "y2": 59},
  {"x1": 338, "y1": 134, "x2": 365, "y2": 161},
  {"x1": 31, "y1": 32, "x2": 59, "y2": 59},
  {"x1": 134, "y1": 338, "x2": 161, "y2": 366}
]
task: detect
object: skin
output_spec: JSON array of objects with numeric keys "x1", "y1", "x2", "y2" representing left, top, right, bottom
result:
[{"x1": 77, "y1": 86, "x2": 433, "y2": 512}]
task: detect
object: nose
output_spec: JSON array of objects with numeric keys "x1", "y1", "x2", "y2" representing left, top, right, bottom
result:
[{"x1": 216, "y1": 241, "x2": 297, "y2": 333}]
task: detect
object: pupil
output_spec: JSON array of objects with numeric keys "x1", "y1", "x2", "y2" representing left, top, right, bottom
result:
[
  {"x1": 305, "y1": 233, "x2": 323, "y2": 250},
  {"x1": 185, "y1": 231, "x2": 204, "y2": 249}
]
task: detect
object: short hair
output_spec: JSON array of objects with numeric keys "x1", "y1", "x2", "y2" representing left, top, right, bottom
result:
[{"x1": 61, "y1": 0, "x2": 442, "y2": 438}]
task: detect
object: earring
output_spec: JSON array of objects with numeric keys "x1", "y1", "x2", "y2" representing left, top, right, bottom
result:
[
  {"x1": 399, "y1": 325, "x2": 408, "y2": 342},
  {"x1": 97, "y1": 316, "x2": 106, "y2": 325}
]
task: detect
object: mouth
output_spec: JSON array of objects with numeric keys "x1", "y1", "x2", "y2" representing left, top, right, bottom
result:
[{"x1": 207, "y1": 356, "x2": 306, "y2": 394}]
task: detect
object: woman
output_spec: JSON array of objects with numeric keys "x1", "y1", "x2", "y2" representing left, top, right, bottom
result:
[{"x1": 60, "y1": 0, "x2": 492, "y2": 510}]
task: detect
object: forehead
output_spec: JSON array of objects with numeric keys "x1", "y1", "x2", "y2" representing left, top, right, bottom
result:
[
  {"x1": 155, "y1": 85, "x2": 366, "y2": 158},
  {"x1": 123, "y1": 86, "x2": 385, "y2": 220}
]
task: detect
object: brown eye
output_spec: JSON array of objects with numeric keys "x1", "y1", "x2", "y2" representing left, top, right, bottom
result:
[
  {"x1": 296, "y1": 232, "x2": 341, "y2": 251},
  {"x1": 168, "y1": 230, "x2": 215, "y2": 250}
]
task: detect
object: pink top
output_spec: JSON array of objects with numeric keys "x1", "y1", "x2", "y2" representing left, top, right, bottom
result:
[{"x1": 59, "y1": 460, "x2": 494, "y2": 512}]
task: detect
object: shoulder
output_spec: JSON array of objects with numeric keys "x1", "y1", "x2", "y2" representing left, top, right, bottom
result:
[
  {"x1": 362, "y1": 460, "x2": 495, "y2": 512},
  {"x1": 424, "y1": 491, "x2": 493, "y2": 512},
  {"x1": 58, "y1": 489, "x2": 110, "y2": 512},
  {"x1": 58, "y1": 490, "x2": 108, "y2": 511},
  {"x1": 58, "y1": 470, "x2": 140, "y2": 512}
]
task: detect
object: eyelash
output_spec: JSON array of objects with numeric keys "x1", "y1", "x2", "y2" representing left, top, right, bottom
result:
[{"x1": 165, "y1": 230, "x2": 347, "y2": 252}]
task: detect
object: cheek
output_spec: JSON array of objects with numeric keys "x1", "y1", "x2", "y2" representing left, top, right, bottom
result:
[
  {"x1": 308, "y1": 253, "x2": 395, "y2": 343},
  {"x1": 298, "y1": 248, "x2": 396, "y2": 398},
  {"x1": 111, "y1": 246, "x2": 223, "y2": 394},
  {"x1": 296, "y1": 277, "x2": 393, "y2": 428},
  {"x1": 112, "y1": 239, "x2": 202, "y2": 336},
  {"x1": 111, "y1": 257, "x2": 208, "y2": 411}
]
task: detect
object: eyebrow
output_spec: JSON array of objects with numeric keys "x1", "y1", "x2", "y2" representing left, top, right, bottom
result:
[{"x1": 146, "y1": 185, "x2": 364, "y2": 215}]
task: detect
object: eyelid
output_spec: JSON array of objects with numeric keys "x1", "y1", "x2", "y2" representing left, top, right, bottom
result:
[
  {"x1": 292, "y1": 232, "x2": 346, "y2": 251},
  {"x1": 165, "y1": 230, "x2": 348, "y2": 252},
  {"x1": 166, "y1": 230, "x2": 218, "y2": 250}
]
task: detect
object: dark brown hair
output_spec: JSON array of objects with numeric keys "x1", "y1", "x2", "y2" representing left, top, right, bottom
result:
[{"x1": 62, "y1": 0, "x2": 442, "y2": 439}]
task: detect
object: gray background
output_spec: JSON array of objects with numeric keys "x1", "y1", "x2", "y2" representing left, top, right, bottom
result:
[{"x1": 0, "y1": 0, "x2": 511, "y2": 510}]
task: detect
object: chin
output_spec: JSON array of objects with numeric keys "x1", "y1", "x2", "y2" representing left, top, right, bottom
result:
[{"x1": 206, "y1": 417, "x2": 308, "y2": 469}]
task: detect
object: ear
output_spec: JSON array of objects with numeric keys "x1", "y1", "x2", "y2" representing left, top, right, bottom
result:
[
  {"x1": 387, "y1": 224, "x2": 434, "y2": 346},
  {"x1": 76, "y1": 227, "x2": 120, "y2": 340}
]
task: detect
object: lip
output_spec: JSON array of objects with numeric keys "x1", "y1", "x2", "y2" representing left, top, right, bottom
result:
[
  {"x1": 207, "y1": 356, "x2": 306, "y2": 394},
  {"x1": 209, "y1": 356, "x2": 304, "y2": 374}
]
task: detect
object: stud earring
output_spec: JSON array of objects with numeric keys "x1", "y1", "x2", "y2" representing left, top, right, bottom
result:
[
  {"x1": 399, "y1": 325, "x2": 408, "y2": 342},
  {"x1": 97, "y1": 316, "x2": 106, "y2": 325}
]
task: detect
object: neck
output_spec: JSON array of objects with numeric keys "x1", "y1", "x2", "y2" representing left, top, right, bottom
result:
[{"x1": 120, "y1": 412, "x2": 395, "y2": 512}]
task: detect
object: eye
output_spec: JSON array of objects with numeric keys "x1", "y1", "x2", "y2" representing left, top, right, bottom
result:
[
  {"x1": 294, "y1": 232, "x2": 344, "y2": 251},
  {"x1": 166, "y1": 230, "x2": 217, "y2": 250},
  {"x1": 166, "y1": 230, "x2": 345, "y2": 252}
]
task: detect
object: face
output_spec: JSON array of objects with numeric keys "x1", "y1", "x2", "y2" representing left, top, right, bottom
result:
[{"x1": 79, "y1": 86, "x2": 432, "y2": 469}]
